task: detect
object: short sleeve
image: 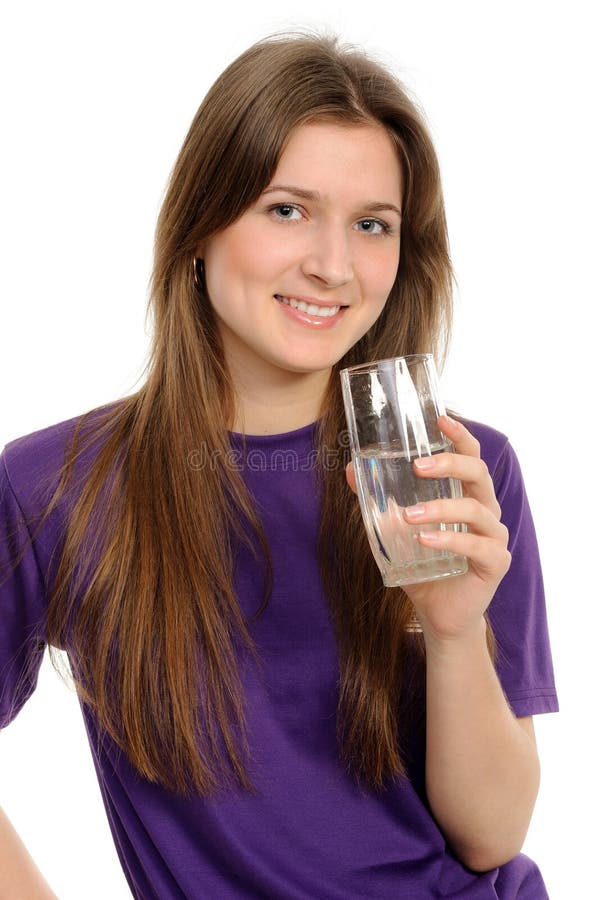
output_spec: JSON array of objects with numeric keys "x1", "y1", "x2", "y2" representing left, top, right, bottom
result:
[
  {"x1": 486, "y1": 440, "x2": 559, "y2": 717},
  {"x1": 0, "y1": 452, "x2": 48, "y2": 728}
]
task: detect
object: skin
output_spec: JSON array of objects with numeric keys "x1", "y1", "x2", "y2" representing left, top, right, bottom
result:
[
  {"x1": 200, "y1": 119, "x2": 540, "y2": 871},
  {"x1": 0, "y1": 804, "x2": 58, "y2": 899},
  {"x1": 197, "y1": 120, "x2": 403, "y2": 435}
]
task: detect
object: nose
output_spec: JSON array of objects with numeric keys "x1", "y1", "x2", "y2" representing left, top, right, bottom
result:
[{"x1": 300, "y1": 223, "x2": 354, "y2": 288}]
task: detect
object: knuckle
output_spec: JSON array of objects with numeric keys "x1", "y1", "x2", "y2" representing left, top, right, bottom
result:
[
  {"x1": 427, "y1": 452, "x2": 450, "y2": 475},
  {"x1": 435, "y1": 498, "x2": 453, "y2": 520},
  {"x1": 465, "y1": 497, "x2": 479, "y2": 517},
  {"x1": 429, "y1": 498, "x2": 444, "y2": 517},
  {"x1": 437, "y1": 452, "x2": 451, "y2": 470},
  {"x1": 448, "y1": 496, "x2": 463, "y2": 515}
]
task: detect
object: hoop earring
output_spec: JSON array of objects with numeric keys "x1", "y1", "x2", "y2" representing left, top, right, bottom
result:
[{"x1": 193, "y1": 257, "x2": 205, "y2": 289}]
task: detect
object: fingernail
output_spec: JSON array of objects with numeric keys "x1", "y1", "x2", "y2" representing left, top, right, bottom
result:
[
  {"x1": 418, "y1": 529, "x2": 440, "y2": 541},
  {"x1": 405, "y1": 504, "x2": 426, "y2": 518},
  {"x1": 414, "y1": 456, "x2": 435, "y2": 469},
  {"x1": 441, "y1": 414, "x2": 459, "y2": 427}
]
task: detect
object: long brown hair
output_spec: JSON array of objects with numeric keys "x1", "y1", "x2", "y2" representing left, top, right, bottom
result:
[{"x1": 5, "y1": 30, "x2": 495, "y2": 798}]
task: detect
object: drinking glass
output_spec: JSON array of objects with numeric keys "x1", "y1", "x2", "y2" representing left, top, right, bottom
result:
[{"x1": 341, "y1": 354, "x2": 468, "y2": 629}]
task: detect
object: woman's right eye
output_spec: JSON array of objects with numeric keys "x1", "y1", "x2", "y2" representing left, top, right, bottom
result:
[{"x1": 268, "y1": 203, "x2": 303, "y2": 222}]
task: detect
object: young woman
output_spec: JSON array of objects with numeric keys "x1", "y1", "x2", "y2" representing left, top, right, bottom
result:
[{"x1": 0, "y1": 31, "x2": 558, "y2": 899}]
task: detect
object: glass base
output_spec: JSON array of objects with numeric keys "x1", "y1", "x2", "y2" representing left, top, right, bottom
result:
[{"x1": 382, "y1": 554, "x2": 468, "y2": 588}]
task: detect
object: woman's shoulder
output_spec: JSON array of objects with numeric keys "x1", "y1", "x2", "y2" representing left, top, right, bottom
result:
[
  {"x1": 1, "y1": 401, "x2": 123, "y2": 513},
  {"x1": 453, "y1": 415, "x2": 533, "y2": 512},
  {"x1": 3, "y1": 410, "x2": 83, "y2": 464}
]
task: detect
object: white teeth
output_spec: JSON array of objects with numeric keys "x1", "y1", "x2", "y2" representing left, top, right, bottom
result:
[{"x1": 276, "y1": 295, "x2": 341, "y2": 317}]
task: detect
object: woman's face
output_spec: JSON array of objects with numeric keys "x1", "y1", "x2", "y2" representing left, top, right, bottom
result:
[{"x1": 199, "y1": 120, "x2": 403, "y2": 382}]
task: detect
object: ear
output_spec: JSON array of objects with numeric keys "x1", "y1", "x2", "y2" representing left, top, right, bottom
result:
[{"x1": 345, "y1": 461, "x2": 357, "y2": 495}]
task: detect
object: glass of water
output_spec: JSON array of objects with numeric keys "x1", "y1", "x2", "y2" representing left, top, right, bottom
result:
[{"x1": 340, "y1": 354, "x2": 468, "y2": 603}]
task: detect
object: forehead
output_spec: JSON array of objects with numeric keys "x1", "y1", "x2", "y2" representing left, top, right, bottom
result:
[{"x1": 270, "y1": 120, "x2": 403, "y2": 201}]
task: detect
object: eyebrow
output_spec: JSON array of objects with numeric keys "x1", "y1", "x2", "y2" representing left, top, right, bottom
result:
[{"x1": 261, "y1": 184, "x2": 402, "y2": 218}]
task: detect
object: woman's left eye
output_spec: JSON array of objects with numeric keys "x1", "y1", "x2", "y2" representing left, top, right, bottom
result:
[{"x1": 356, "y1": 219, "x2": 390, "y2": 235}]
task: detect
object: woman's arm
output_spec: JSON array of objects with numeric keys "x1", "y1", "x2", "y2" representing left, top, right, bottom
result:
[
  {"x1": 0, "y1": 802, "x2": 59, "y2": 899},
  {"x1": 424, "y1": 621, "x2": 540, "y2": 872},
  {"x1": 399, "y1": 416, "x2": 542, "y2": 870},
  {"x1": 347, "y1": 416, "x2": 540, "y2": 871},
  {"x1": 347, "y1": 414, "x2": 544, "y2": 871}
]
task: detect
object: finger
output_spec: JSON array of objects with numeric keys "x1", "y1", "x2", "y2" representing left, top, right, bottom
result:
[
  {"x1": 412, "y1": 450, "x2": 500, "y2": 518},
  {"x1": 345, "y1": 461, "x2": 357, "y2": 494},
  {"x1": 417, "y1": 528, "x2": 512, "y2": 581},
  {"x1": 403, "y1": 497, "x2": 508, "y2": 542},
  {"x1": 438, "y1": 414, "x2": 481, "y2": 459},
  {"x1": 413, "y1": 450, "x2": 488, "y2": 485}
]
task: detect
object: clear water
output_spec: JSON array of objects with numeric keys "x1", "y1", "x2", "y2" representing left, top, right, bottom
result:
[{"x1": 355, "y1": 442, "x2": 468, "y2": 586}]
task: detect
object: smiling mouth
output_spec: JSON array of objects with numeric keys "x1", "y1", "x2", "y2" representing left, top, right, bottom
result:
[{"x1": 274, "y1": 294, "x2": 348, "y2": 318}]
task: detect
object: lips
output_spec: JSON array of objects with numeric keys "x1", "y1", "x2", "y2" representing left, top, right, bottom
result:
[
  {"x1": 274, "y1": 294, "x2": 347, "y2": 318},
  {"x1": 274, "y1": 293, "x2": 349, "y2": 329}
]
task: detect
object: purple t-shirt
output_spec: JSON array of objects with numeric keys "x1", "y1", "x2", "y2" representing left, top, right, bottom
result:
[{"x1": 0, "y1": 411, "x2": 558, "y2": 899}]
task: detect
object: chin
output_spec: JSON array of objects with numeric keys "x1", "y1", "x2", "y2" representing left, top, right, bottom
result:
[
  {"x1": 276, "y1": 343, "x2": 359, "y2": 375},
  {"x1": 278, "y1": 356, "x2": 340, "y2": 375}
]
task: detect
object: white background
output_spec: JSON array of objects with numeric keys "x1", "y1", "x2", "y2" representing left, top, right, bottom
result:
[{"x1": 0, "y1": 1, "x2": 596, "y2": 897}]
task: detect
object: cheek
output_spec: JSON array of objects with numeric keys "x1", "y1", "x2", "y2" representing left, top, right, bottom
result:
[
  {"x1": 356, "y1": 250, "x2": 399, "y2": 333},
  {"x1": 204, "y1": 237, "x2": 251, "y2": 306},
  {"x1": 211, "y1": 229, "x2": 287, "y2": 292},
  {"x1": 364, "y1": 252, "x2": 399, "y2": 305}
]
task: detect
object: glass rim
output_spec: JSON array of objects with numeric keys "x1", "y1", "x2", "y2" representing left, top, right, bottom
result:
[{"x1": 340, "y1": 353, "x2": 434, "y2": 377}]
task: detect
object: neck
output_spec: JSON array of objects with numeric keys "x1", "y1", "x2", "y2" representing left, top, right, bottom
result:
[{"x1": 227, "y1": 358, "x2": 331, "y2": 436}]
